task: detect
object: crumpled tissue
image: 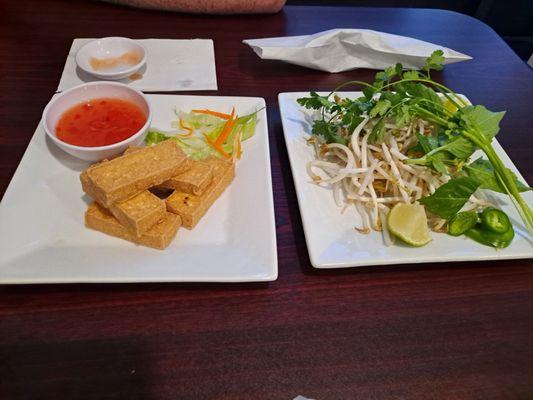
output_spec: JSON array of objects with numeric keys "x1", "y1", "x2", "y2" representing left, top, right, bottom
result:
[{"x1": 243, "y1": 29, "x2": 471, "y2": 73}]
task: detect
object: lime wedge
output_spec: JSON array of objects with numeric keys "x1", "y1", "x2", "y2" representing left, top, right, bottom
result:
[{"x1": 387, "y1": 203, "x2": 432, "y2": 247}]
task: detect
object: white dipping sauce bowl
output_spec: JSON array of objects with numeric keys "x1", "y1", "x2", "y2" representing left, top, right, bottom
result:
[
  {"x1": 42, "y1": 81, "x2": 152, "y2": 162},
  {"x1": 76, "y1": 37, "x2": 146, "y2": 80}
]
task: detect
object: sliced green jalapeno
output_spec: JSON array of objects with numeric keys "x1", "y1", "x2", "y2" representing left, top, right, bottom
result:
[
  {"x1": 448, "y1": 211, "x2": 478, "y2": 236},
  {"x1": 480, "y1": 208, "x2": 511, "y2": 234},
  {"x1": 465, "y1": 224, "x2": 515, "y2": 249}
]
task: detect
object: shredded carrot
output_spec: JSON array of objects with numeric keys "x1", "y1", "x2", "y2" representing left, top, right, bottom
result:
[
  {"x1": 192, "y1": 108, "x2": 232, "y2": 120},
  {"x1": 203, "y1": 133, "x2": 231, "y2": 159},
  {"x1": 186, "y1": 106, "x2": 245, "y2": 160},
  {"x1": 215, "y1": 119, "x2": 237, "y2": 147},
  {"x1": 215, "y1": 108, "x2": 237, "y2": 147}
]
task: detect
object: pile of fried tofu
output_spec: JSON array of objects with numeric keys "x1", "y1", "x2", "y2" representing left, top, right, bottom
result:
[{"x1": 80, "y1": 140, "x2": 235, "y2": 249}]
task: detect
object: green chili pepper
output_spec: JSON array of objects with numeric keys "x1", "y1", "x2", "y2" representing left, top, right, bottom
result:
[
  {"x1": 448, "y1": 211, "x2": 478, "y2": 236},
  {"x1": 480, "y1": 208, "x2": 511, "y2": 234},
  {"x1": 465, "y1": 224, "x2": 515, "y2": 249}
]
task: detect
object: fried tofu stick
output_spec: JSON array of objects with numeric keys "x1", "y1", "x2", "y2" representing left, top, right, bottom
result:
[
  {"x1": 109, "y1": 191, "x2": 166, "y2": 237},
  {"x1": 80, "y1": 140, "x2": 190, "y2": 208},
  {"x1": 126, "y1": 145, "x2": 214, "y2": 196},
  {"x1": 85, "y1": 202, "x2": 181, "y2": 250},
  {"x1": 166, "y1": 157, "x2": 235, "y2": 229},
  {"x1": 157, "y1": 160, "x2": 213, "y2": 196}
]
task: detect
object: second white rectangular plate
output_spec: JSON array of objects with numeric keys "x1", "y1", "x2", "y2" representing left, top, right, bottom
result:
[
  {"x1": 0, "y1": 94, "x2": 277, "y2": 283},
  {"x1": 279, "y1": 91, "x2": 533, "y2": 268}
]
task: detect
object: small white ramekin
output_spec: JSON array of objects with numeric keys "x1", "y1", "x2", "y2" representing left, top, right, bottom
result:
[
  {"x1": 42, "y1": 81, "x2": 152, "y2": 162},
  {"x1": 76, "y1": 37, "x2": 147, "y2": 81}
]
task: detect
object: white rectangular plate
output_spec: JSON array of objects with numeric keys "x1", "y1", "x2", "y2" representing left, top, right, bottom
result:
[
  {"x1": 279, "y1": 92, "x2": 533, "y2": 268},
  {"x1": 0, "y1": 94, "x2": 277, "y2": 283}
]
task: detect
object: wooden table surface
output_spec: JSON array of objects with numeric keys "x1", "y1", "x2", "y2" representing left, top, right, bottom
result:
[{"x1": 1, "y1": 1, "x2": 533, "y2": 399}]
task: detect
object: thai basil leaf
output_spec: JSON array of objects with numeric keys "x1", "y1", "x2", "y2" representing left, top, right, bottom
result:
[
  {"x1": 463, "y1": 158, "x2": 531, "y2": 194},
  {"x1": 420, "y1": 177, "x2": 480, "y2": 219},
  {"x1": 459, "y1": 105, "x2": 505, "y2": 139},
  {"x1": 437, "y1": 136, "x2": 476, "y2": 160}
]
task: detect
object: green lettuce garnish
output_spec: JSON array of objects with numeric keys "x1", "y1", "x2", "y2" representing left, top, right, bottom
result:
[
  {"x1": 145, "y1": 108, "x2": 260, "y2": 160},
  {"x1": 145, "y1": 129, "x2": 214, "y2": 160}
]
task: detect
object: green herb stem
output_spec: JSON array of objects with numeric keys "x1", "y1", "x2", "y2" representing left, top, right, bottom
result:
[
  {"x1": 415, "y1": 98, "x2": 455, "y2": 119},
  {"x1": 382, "y1": 78, "x2": 468, "y2": 108},
  {"x1": 463, "y1": 129, "x2": 533, "y2": 235},
  {"x1": 410, "y1": 105, "x2": 449, "y2": 126},
  {"x1": 435, "y1": 87, "x2": 465, "y2": 111}
]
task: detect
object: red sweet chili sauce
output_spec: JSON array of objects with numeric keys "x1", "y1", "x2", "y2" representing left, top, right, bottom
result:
[{"x1": 55, "y1": 97, "x2": 146, "y2": 147}]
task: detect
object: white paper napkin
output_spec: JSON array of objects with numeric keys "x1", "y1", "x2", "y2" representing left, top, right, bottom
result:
[
  {"x1": 57, "y1": 38, "x2": 218, "y2": 92},
  {"x1": 243, "y1": 29, "x2": 471, "y2": 73}
]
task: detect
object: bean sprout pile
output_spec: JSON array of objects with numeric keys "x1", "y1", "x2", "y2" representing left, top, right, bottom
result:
[{"x1": 306, "y1": 114, "x2": 492, "y2": 245}]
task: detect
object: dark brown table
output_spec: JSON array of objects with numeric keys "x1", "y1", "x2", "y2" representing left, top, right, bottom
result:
[{"x1": 1, "y1": 1, "x2": 533, "y2": 399}]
